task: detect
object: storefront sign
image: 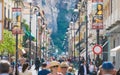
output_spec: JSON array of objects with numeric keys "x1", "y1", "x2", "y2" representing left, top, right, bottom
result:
[
  {"x1": 92, "y1": 0, "x2": 103, "y2": 29},
  {"x1": 12, "y1": 8, "x2": 21, "y2": 27}
]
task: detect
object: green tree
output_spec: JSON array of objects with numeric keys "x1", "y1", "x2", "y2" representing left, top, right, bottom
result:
[{"x1": 0, "y1": 30, "x2": 15, "y2": 55}]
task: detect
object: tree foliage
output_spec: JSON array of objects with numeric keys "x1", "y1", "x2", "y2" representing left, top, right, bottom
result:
[{"x1": 0, "y1": 30, "x2": 15, "y2": 55}]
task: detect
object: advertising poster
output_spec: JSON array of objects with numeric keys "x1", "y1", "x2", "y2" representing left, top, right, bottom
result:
[
  {"x1": 92, "y1": 0, "x2": 103, "y2": 29},
  {"x1": 12, "y1": 8, "x2": 21, "y2": 27}
]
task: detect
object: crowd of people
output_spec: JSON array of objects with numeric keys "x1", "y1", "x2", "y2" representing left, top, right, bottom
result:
[
  {"x1": 0, "y1": 57, "x2": 120, "y2": 75},
  {"x1": 0, "y1": 57, "x2": 76, "y2": 75}
]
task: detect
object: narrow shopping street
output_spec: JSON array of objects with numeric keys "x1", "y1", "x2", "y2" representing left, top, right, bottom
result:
[{"x1": 0, "y1": 0, "x2": 120, "y2": 75}]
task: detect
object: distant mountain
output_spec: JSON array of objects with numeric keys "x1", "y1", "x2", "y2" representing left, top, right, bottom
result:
[
  {"x1": 52, "y1": 0, "x2": 77, "y2": 52},
  {"x1": 33, "y1": 0, "x2": 77, "y2": 52}
]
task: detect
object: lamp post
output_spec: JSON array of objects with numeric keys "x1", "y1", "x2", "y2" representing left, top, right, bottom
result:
[
  {"x1": 77, "y1": 0, "x2": 89, "y2": 69},
  {"x1": 12, "y1": 0, "x2": 22, "y2": 75},
  {"x1": 74, "y1": 22, "x2": 76, "y2": 61},
  {"x1": 28, "y1": 0, "x2": 40, "y2": 63},
  {"x1": 70, "y1": 18, "x2": 75, "y2": 60},
  {"x1": 43, "y1": 30, "x2": 45, "y2": 58},
  {"x1": 42, "y1": 22, "x2": 46, "y2": 58},
  {"x1": 36, "y1": 11, "x2": 38, "y2": 59},
  {"x1": 67, "y1": 27, "x2": 72, "y2": 57},
  {"x1": 12, "y1": 25, "x2": 22, "y2": 75},
  {"x1": 74, "y1": 1, "x2": 82, "y2": 69},
  {"x1": 85, "y1": 0, "x2": 89, "y2": 66},
  {"x1": 29, "y1": 1, "x2": 32, "y2": 65},
  {"x1": 78, "y1": 22, "x2": 81, "y2": 68},
  {"x1": 33, "y1": 6, "x2": 40, "y2": 59},
  {"x1": 95, "y1": 0, "x2": 103, "y2": 68}
]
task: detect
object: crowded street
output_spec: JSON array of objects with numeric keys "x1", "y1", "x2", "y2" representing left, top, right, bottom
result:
[{"x1": 0, "y1": 0, "x2": 120, "y2": 75}]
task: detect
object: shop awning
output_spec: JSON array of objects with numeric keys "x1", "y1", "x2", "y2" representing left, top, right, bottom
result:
[
  {"x1": 110, "y1": 46, "x2": 120, "y2": 56},
  {"x1": 25, "y1": 31, "x2": 35, "y2": 40}
]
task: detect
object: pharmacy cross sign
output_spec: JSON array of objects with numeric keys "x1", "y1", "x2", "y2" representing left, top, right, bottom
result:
[{"x1": 92, "y1": 44, "x2": 102, "y2": 55}]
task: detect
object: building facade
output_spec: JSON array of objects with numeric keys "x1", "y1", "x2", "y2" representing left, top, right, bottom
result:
[{"x1": 103, "y1": 0, "x2": 120, "y2": 70}]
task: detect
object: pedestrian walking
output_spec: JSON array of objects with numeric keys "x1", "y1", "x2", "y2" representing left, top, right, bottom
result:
[
  {"x1": 78, "y1": 60, "x2": 89, "y2": 75},
  {"x1": 19, "y1": 62, "x2": 32, "y2": 75},
  {"x1": 35, "y1": 58, "x2": 40, "y2": 71},
  {"x1": 89, "y1": 62, "x2": 97, "y2": 75},
  {"x1": 66, "y1": 67, "x2": 74, "y2": 75},
  {"x1": 100, "y1": 61, "x2": 117, "y2": 75},
  {"x1": 60, "y1": 62, "x2": 69, "y2": 75},
  {"x1": 0, "y1": 60, "x2": 10, "y2": 75},
  {"x1": 47, "y1": 61, "x2": 62, "y2": 75},
  {"x1": 38, "y1": 62, "x2": 50, "y2": 75}
]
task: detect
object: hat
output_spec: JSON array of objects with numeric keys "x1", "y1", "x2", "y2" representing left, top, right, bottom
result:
[
  {"x1": 102, "y1": 61, "x2": 114, "y2": 70},
  {"x1": 60, "y1": 62, "x2": 69, "y2": 68},
  {"x1": 48, "y1": 61, "x2": 60, "y2": 68},
  {"x1": 68, "y1": 67, "x2": 73, "y2": 72}
]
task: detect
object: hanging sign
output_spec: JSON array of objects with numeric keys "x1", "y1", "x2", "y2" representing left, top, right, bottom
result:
[
  {"x1": 12, "y1": 8, "x2": 21, "y2": 27},
  {"x1": 92, "y1": 0, "x2": 103, "y2": 29}
]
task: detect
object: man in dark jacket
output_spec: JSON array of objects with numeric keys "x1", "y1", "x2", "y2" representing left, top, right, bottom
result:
[
  {"x1": 38, "y1": 62, "x2": 50, "y2": 75},
  {"x1": 78, "y1": 60, "x2": 89, "y2": 75},
  {"x1": 35, "y1": 58, "x2": 40, "y2": 71}
]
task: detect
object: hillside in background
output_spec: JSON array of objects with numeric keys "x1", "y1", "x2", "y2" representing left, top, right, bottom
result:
[
  {"x1": 33, "y1": 0, "x2": 77, "y2": 53},
  {"x1": 51, "y1": 0, "x2": 77, "y2": 52}
]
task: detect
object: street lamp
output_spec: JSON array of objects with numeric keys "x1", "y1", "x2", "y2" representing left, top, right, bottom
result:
[
  {"x1": 42, "y1": 22, "x2": 46, "y2": 58},
  {"x1": 28, "y1": 0, "x2": 40, "y2": 63},
  {"x1": 33, "y1": 6, "x2": 40, "y2": 59},
  {"x1": 71, "y1": 13, "x2": 78, "y2": 62},
  {"x1": 28, "y1": 0, "x2": 32, "y2": 65},
  {"x1": 81, "y1": 1, "x2": 89, "y2": 73},
  {"x1": 12, "y1": 25, "x2": 22, "y2": 75},
  {"x1": 73, "y1": 1, "x2": 83, "y2": 69},
  {"x1": 83, "y1": 0, "x2": 89, "y2": 66},
  {"x1": 77, "y1": 0, "x2": 89, "y2": 66},
  {"x1": 70, "y1": 18, "x2": 75, "y2": 60}
]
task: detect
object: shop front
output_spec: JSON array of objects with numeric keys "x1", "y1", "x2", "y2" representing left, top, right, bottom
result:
[{"x1": 110, "y1": 46, "x2": 120, "y2": 70}]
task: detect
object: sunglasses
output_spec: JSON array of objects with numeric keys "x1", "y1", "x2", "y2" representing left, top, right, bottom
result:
[
  {"x1": 61, "y1": 67, "x2": 68, "y2": 68},
  {"x1": 52, "y1": 65, "x2": 59, "y2": 68}
]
